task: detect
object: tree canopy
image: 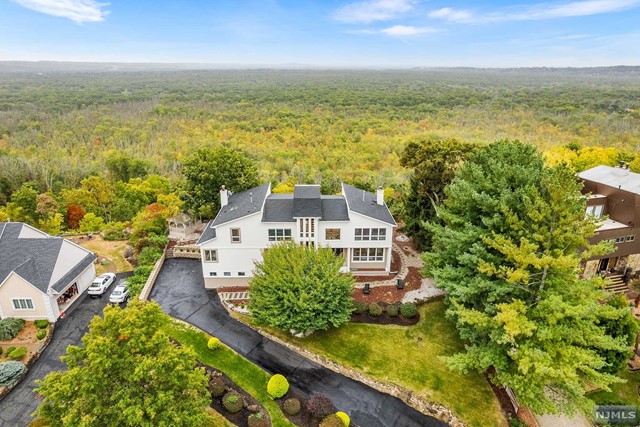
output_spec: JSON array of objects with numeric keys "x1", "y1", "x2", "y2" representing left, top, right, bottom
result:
[
  {"x1": 249, "y1": 242, "x2": 354, "y2": 334},
  {"x1": 400, "y1": 137, "x2": 476, "y2": 250},
  {"x1": 424, "y1": 140, "x2": 633, "y2": 415},
  {"x1": 181, "y1": 146, "x2": 259, "y2": 217},
  {"x1": 36, "y1": 301, "x2": 209, "y2": 427}
]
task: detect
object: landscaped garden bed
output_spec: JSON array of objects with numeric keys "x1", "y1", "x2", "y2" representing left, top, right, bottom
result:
[
  {"x1": 200, "y1": 363, "x2": 270, "y2": 427},
  {"x1": 0, "y1": 319, "x2": 53, "y2": 400},
  {"x1": 350, "y1": 301, "x2": 419, "y2": 326}
]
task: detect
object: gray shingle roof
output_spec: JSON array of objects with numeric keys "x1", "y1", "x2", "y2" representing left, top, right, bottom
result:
[
  {"x1": 0, "y1": 222, "x2": 96, "y2": 293},
  {"x1": 578, "y1": 165, "x2": 640, "y2": 195},
  {"x1": 293, "y1": 185, "x2": 322, "y2": 218},
  {"x1": 196, "y1": 222, "x2": 217, "y2": 245},
  {"x1": 262, "y1": 194, "x2": 350, "y2": 222},
  {"x1": 342, "y1": 184, "x2": 396, "y2": 225},
  {"x1": 211, "y1": 183, "x2": 271, "y2": 227}
]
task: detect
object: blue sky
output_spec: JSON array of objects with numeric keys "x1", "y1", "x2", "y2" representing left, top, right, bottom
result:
[{"x1": 0, "y1": 0, "x2": 639, "y2": 66}]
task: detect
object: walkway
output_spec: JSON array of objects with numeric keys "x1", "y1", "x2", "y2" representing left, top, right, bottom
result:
[
  {"x1": 149, "y1": 258, "x2": 447, "y2": 427},
  {"x1": 0, "y1": 273, "x2": 130, "y2": 427}
]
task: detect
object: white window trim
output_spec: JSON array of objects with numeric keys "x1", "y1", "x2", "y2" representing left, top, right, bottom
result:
[
  {"x1": 626, "y1": 235, "x2": 635, "y2": 242},
  {"x1": 352, "y1": 248, "x2": 385, "y2": 262},
  {"x1": 204, "y1": 249, "x2": 218, "y2": 263},
  {"x1": 230, "y1": 228, "x2": 241, "y2": 243},
  {"x1": 12, "y1": 298, "x2": 35, "y2": 311},
  {"x1": 325, "y1": 228, "x2": 341, "y2": 241},
  {"x1": 268, "y1": 228, "x2": 292, "y2": 242},
  {"x1": 354, "y1": 228, "x2": 387, "y2": 241}
]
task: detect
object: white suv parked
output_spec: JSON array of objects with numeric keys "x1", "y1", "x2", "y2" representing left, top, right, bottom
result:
[{"x1": 87, "y1": 273, "x2": 116, "y2": 298}]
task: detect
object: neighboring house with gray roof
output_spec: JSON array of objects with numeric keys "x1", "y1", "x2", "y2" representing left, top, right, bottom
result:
[
  {"x1": 197, "y1": 183, "x2": 396, "y2": 287},
  {"x1": 0, "y1": 222, "x2": 96, "y2": 322}
]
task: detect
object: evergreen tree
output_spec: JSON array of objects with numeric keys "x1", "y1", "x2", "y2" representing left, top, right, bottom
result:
[
  {"x1": 400, "y1": 137, "x2": 475, "y2": 250},
  {"x1": 249, "y1": 242, "x2": 354, "y2": 334},
  {"x1": 424, "y1": 140, "x2": 631, "y2": 415}
]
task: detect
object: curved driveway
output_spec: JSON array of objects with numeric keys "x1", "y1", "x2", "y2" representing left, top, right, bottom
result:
[{"x1": 149, "y1": 258, "x2": 446, "y2": 427}]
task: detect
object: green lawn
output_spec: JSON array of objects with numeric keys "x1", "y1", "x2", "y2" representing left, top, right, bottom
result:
[
  {"x1": 246, "y1": 301, "x2": 507, "y2": 427},
  {"x1": 589, "y1": 369, "x2": 640, "y2": 406},
  {"x1": 164, "y1": 321, "x2": 295, "y2": 427}
]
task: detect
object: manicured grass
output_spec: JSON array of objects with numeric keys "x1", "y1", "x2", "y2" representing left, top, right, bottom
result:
[
  {"x1": 78, "y1": 236, "x2": 132, "y2": 273},
  {"x1": 164, "y1": 322, "x2": 296, "y2": 427},
  {"x1": 248, "y1": 301, "x2": 507, "y2": 427},
  {"x1": 204, "y1": 407, "x2": 237, "y2": 427},
  {"x1": 589, "y1": 369, "x2": 640, "y2": 406}
]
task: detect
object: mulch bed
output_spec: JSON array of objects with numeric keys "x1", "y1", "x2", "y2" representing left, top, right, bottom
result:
[
  {"x1": 350, "y1": 302, "x2": 420, "y2": 326},
  {"x1": 484, "y1": 368, "x2": 518, "y2": 420},
  {"x1": 198, "y1": 362, "x2": 269, "y2": 427},
  {"x1": 276, "y1": 389, "x2": 318, "y2": 427},
  {"x1": 219, "y1": 286, "x2": 250, "y2": 294},
  {"x1": 351, "y1": 283, "x2": 417, "y2": 304}
]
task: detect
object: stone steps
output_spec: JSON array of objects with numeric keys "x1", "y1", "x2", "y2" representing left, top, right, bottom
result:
[{"x1": 219, "y1": 291, "x2": 249, "y2": 301}]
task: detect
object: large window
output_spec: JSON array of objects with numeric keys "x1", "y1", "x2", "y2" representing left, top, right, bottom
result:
[
  {"x1": 585, "y1": 204, "x2": 604, "y2": 219},
  {"x1": 204, "y1": 249, "x2": 218, "y2": 262},
  {"x1": 352, "y1": 248, "x2": 384, "y2": 262},
  {"x1": 355, "y1": 228, "x2": 387, "y2": 241},
  {"x1": 12, "y1": 298, "x2": 34, "y2": 310},
  {"x1": 268, "y1": 229, "x2": 292, "y2": 241},
  {"x1": 230, "y1": 228, "x2": 241, "y2": 243},
  {"x1": 325, "y1": 228, "x2": 341, "y2": 240}
]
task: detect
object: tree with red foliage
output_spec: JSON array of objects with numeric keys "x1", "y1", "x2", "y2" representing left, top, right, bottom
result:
[{"x1": 66, "y1": 205, "x2": 85, "y2": 230}]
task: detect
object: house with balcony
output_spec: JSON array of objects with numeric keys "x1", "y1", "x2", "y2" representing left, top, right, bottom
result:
[
  {"x1": 579, "y1": 164, "x2": 640, "y2": 284},
  {"x1": 0, "y1": 222, "x2": 96, "y2": 322},
  {"x1": 196, "y1": 183, "x2": 396, "y2": 288}
]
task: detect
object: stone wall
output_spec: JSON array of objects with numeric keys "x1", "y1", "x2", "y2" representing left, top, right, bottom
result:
[
  {"x1": 138, "y1": 249, "x2": 167, "y2": 301},
  {"x1": 170, "y1": 246, "x2": 201, "y2": 260},
  {"x1": 626, "y1": 254, "x2": 640, "y2": 271},
  {"x1": 582, "y1": 260, "x2": 599, "y2": 278}
]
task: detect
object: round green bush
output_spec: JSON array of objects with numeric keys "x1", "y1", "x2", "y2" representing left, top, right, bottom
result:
[
  {"x1": 306, "y1": 394, "x2": 335, "y2": 419},
  {"x1": 336, "y1": 412, "x2": 350, "y2": 426},
  {"x1": 6, "y1": 347, "x2": 16, "y2": 355},
  {"x1": 386, "y1": 304, "x2": 399, "y2": 317},
  {"x1": 267, "y1": 374, "x2": 289, "y2": 399},
  {"x1": 8, "y1": 347, "x2": 27, "y2": 360},
  {"x1": 400, "y1": 303, "x2": 418, "y2": 318},
  {"x1": 283, "y1": 398, "x2": 301, "y2": 415},
  {"x1": 320, "y1": 414, "x2": 344, "y2": 427},
  {"x1": 248, "y1": 412, "x2": 270, "y2": 427},
  {"x1": 34, "y1": 320, "x2": 49, "y2": 329},
  {"x1": 368, "y1": 303, "x2": 382, "y2": 317},
  {"x1": 36, "y1": 329, "x2": 47, "y2": 340},
  {"x1": 353, "y1": 301, "x2": 368, "y2": 314},
  {"x1": 222, "y1": 391, "x2": 244, "y2": 413},
  {"x1": 207, "y1": 337, "x2": 221, "y2": 350},
  {"x1": 209, "y1": 376, "x2": 226, "y2": 397}
]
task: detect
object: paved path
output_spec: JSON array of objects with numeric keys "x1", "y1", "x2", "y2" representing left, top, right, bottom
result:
[
  {"x1": 0, "y1": 274, "x2": 130, "y2": 427},
  {"x1": 149, "y1": 258, "x2": 447, "y2": 427}
]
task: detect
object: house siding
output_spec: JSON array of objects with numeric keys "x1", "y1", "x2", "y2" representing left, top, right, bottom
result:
[{"x1": 0, "y1": 273, "x2": 52, "y2": 320}]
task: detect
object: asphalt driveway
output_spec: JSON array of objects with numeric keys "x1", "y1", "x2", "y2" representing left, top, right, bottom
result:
[
  {"x1": 150, "y1": 258, "x2": 447, "y2": 427},
  {"x1": 0, "y1": 275, "x2": 128, "y2": 427}
]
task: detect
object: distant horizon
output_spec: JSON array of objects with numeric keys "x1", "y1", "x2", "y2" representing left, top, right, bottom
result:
[{"x1": 1, "y1": 1, "x2": 639, "y2": 67}]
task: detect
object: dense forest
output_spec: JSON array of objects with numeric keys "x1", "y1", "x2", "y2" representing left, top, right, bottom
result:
[{"x1": 0, "y1": 66, "x2": 639, "y2": 232}]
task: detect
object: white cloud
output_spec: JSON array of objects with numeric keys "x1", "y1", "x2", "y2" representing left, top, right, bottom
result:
[
  {"x1": 428, "y1": 0, "x2": 640, "y2": 24},
  {"x1": 11, "y1": 0, "x2": 109, "y2": 23},
  {"x1": 381, "y1": 25, "x2": 437, "y2": 36},
  {"x1": 333, "y1": 0, "x2": 416, "y2": 23}
]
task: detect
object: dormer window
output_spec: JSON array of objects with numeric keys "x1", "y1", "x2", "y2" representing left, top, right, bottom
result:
[{"x1": 585, "y1": 204, "x2": 604, "y2": 219}]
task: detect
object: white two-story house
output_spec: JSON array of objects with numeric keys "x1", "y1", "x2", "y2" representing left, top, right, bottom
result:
[{"x1": 196, "y1": 183, "x2": 397, "y2": 288}]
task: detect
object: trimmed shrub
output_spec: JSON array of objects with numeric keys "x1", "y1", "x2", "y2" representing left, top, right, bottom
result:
[
  {"x1": 386, "y1": 304, "x2": 399, "y2": 317},
  {"x1": 353, "y1": 301, "x2": 368, "y2": 314},
  {"x1": 336, "y1": 412, "x2": 350, "y2": 426},
  {"x1": 248, "y1": 412, "x2": 270, "y2": 427},
  {"x1": 209, "y1": 376, "x2": 226, "y2": 397},
  {"x1": 0, "y1": 361, "x2": 26, "y2": 387},
  {"x1": 222, "y1": 391, "x2": 244, "y2": 413},
  {"x1": 6, "y1": 347, "x2": 16, "y2": 355},
  {"x1": 36, "y1": 329, "x2": 47, "y2": 340},
  {"x1": 306, "y1": 394, "x2": 335, "y2": 419},
  {"x1": 0, "y1": 318, "x2": 26, "y2": 341},
  {"x1": 34, "y1": 320, "x2": 49, "y2": 329},
  {"x1": 8, "y1": 347, "x2": 27, "y2": 360},
  {"x1": 267, "y1": 374, "x2": 289, "y2": 399},
  {"x1": 207, "y1": 337, "x2": 221, "y2": 350},
  {"x1": 320, "y1": 414, "x2": 344, "y2": 427},
  {"x1": 400, "y1": 303, "x2": 418, "y2": 318},
  {"x1": 283, "y1": 398, "x2": 301, "y2": 415},
  {"x1": 368, "y1": 303, "x2": 382, "y2": 317}
]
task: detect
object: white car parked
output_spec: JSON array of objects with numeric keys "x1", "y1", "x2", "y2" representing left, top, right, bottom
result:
[
  {"x1": 109, "y1": 282, "x2": 130, "y2": 304},
  {"x1": 87, "y1": 273, "x2": 116, "y2": 298}
]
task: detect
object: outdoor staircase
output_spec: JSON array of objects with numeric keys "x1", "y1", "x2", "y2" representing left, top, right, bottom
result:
[
  {"x1": 604, "y1": 273, "x2": 628, "y2": 294},
  {"x1": 219, "y1": 291, "x2": 249, "y2": 302}
]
